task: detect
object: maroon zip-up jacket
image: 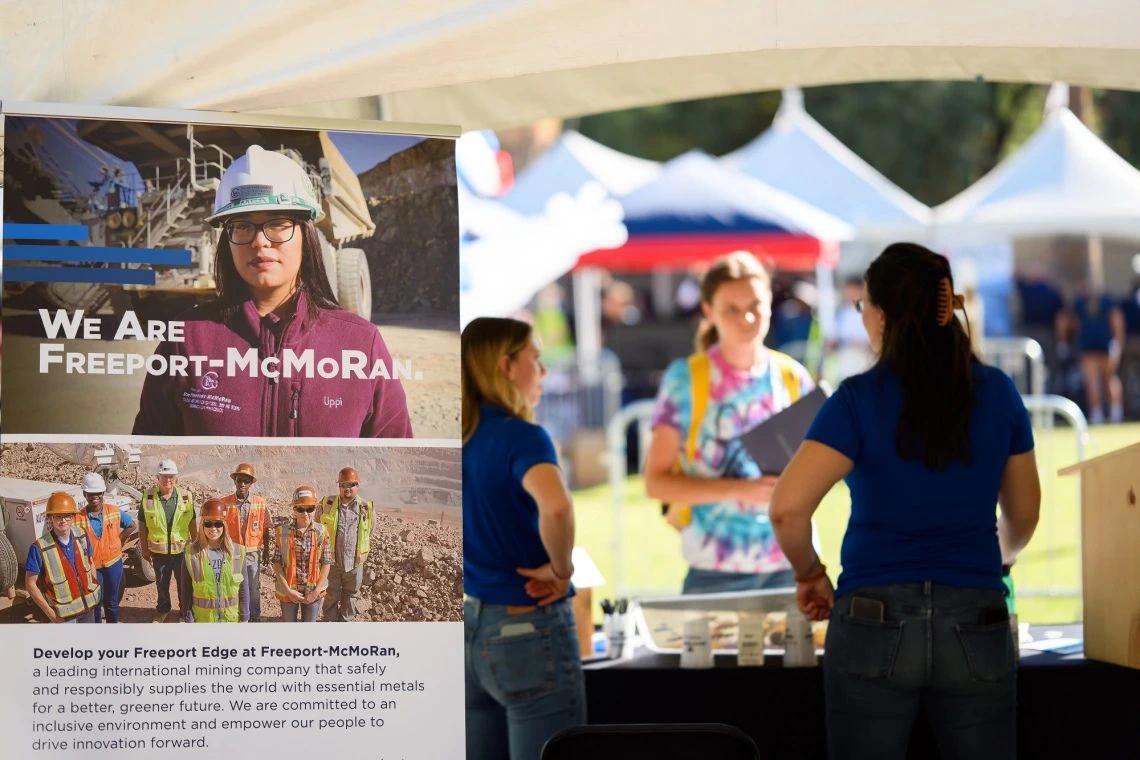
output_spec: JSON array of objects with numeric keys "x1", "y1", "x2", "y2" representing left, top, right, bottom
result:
[{"x1": 131, "y1": 292, "x2": 413, "y2": 438}]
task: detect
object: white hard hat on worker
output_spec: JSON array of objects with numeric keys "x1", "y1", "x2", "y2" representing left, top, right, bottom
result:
[{"x1": 206, "y1": 145, "x2": 325, "y2": 225}]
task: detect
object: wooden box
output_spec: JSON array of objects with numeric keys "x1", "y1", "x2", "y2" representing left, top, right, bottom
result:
[{"x1": 1059, "y1": 440, "x2": 1140, "y2": 670}]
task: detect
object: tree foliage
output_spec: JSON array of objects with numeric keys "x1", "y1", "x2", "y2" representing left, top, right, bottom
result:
[{"x1": 575, "y1": 81, "x2": 1118, "y2": 207}]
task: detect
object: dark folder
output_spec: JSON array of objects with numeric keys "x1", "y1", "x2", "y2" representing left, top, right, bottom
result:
[{"x1": 737, "y1": 384, "x2": 831, "y2": 475}]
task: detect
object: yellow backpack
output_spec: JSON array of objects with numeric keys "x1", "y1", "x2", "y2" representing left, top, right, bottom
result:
[{"x1": 663, "y1": 350, "x2": 802, "y2": 530}]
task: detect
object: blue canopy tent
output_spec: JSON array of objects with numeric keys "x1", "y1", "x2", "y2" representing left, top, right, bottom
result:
[{"x1": 578, "y1": 150, "x2": 852, "y2": 272}]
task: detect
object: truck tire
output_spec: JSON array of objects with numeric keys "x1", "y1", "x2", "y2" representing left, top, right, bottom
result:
[
  {"x1": 335, "y1": 247, "x2": 372, "y2": 320},
  {"x1": 129, "y1": 545, "x2": 156, "y2": 584},
  {"x1": 0, "y1": 533, "x2": 18, "y2": 595}
]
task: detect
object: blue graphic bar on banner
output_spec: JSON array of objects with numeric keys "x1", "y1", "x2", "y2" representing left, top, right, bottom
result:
[
  {"x1": 2, "y1": 223, "x2": 90, "y2": 241},
  {"x1": 4, "y1": 245, "x2": 192, "y2": 266},
  {"x1": 2, "y1": 266, "x2": 157, "y2": 285}
]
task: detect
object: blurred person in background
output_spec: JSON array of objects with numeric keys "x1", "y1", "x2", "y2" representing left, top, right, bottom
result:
[
  {"x1": 644, "y1": 251, "x2": 815, "y2": 594},
  {"x1": 1074, "y1": 286, "x2": 1126, "y2": 423},
  {"x1": 770, "y1": 243, "x2": 1041, "y2": 760},
  {"x1": 462, "y1": 317, "x2": 584, "y2": 760}
]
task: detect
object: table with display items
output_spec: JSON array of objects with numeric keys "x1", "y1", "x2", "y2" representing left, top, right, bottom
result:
[{"x1": 582, "y1": 624, "x2": 1140, "y2": 760}]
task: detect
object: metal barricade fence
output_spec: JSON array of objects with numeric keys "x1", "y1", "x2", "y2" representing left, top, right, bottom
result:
[
  {"x1": 601, "y1": 392, "x2": 1088, "y2": 613},
  {"x1": 536, "y1": 348, "x2": 624, "y2": 451},
  {"x1": 982, "y1": 337, "x2": 1046, "y2": 396},
  {"x1": 605, "y1": 399, "x2": 665, "y2": 599},
  {"x1": 1016, "y1": 394, "x2": 1088, "y2": 613}
]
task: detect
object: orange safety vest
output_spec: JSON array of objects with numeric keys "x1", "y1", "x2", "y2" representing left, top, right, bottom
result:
[
  {"x1": 222, "y1": 494, "x2": 269, "y2": 550},
  {"x1": 36, "y1": 528, "x2": 101, "y2": 619},
  {"x1": 274, "y1": 521, "x2": 329, "y2": 601},
  {"x1": 74, "y1": 505, "x2": 123, "y2": 569}
]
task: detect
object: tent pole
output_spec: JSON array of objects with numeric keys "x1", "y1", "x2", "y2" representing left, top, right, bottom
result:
[
  {"x1": 1087, "y1": 234, "x2": 1105, "y2": 292},
  {"x1": 573, "y1": 267, "x2": 603, "y2": 385}
]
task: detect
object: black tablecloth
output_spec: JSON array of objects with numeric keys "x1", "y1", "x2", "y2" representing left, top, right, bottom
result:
[{"x1": 583, "y1": 625, "x2": 1140, "y2": 759}]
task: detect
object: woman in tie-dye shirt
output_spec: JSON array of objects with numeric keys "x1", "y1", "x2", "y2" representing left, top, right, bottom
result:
[{"x1": 645, "y1": 252, "x2": 815, "y2": 594}]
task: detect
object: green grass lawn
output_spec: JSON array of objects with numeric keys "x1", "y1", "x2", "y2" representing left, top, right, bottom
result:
[{"x1": 572, "y1": 422, "x2": 1140, "y2": 626}]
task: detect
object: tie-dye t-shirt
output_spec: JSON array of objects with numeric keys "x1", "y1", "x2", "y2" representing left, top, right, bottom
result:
[{"x1": 651, "y1": 344, "x2": 815, "y2": 574}]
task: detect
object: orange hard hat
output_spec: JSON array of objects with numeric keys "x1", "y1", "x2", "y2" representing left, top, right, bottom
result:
[
  {"x1": 46, "y1": 492, "x2": 79, "y2": 516},
  {"x1": 338, "y1": 467, "x2": 360, "y2": 484},
  {"x1": 292, "y1": 485, "x2": 319, "y2": 507},
  {"x1": 230, "y1": 463, "x2": 256, "y2": 482},
  {"x1": 200, "y1": 499, "x2": 227, "y2": 520}
]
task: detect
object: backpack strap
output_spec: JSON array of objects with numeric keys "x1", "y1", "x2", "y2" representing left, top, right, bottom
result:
[
  {"x1": 683, "y1": 352, "x2": 711, "y2": 464},
  {"x1": 769, "y1": 350, "x2": 803, "y2": 405}
]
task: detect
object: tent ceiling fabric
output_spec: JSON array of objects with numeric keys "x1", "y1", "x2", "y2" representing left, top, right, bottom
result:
[{"x1": 4, "y1": 1, "x2": 1140, "y2": 130}]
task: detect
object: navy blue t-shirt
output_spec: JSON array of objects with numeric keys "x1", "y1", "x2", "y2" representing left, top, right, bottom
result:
[
  {"x1": 1075, "y1": 294, "x2": 1116, "y2": 352},
  {"x1": 463, "y1": 404, "x2": 572, "y2": 605},
  {"x1": 805, "y1": 364, "x2": 1034, "y2": 598}
]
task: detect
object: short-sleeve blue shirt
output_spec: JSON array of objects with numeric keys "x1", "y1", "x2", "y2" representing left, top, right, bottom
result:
[
  {"x1": 806, "y1": 364, "x2": 1034, "y2": 597},
  {"x1": 463, "y1": 404, "x2": 572, "y2": 605}
]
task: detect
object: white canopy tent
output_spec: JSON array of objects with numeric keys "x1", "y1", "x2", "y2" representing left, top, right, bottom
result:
[
  {"x1": 456, "y1": 131, "x2": 628, "y2": 326},
  {"x1": 3, "y1": 1, "x2": 1140, "y2": 129},
  {"x1": 932, "y1": 95, "x2": 1140, "y2": 244},
  {"x1": 724, "y1": 88, "x2": 932, "y2": 243},
  {"x1": 501, "y1": 130, "x2": 660, "y2": 214}
]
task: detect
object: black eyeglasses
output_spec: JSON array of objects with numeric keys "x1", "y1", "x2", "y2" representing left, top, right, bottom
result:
[
  {"x1": 224, "y1": 218, "x2": 299, "y2": 245},
  {"x1": 202, "y1": 520, "x2": 225, "y2": 529},
  {"x1": 294, "y1": 506, "x2": 316, "y2": 513},
  {"x1": 233, "y1": 477, "x2": 253, "y2": 486},
  {"x1": 339, "y1": 482, "x2": 358, "y2": 488}
]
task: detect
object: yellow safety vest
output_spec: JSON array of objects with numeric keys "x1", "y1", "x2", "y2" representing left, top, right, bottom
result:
[
  {"x1": 319, "y1": 496, "x2": 373, "y2": 564},
  {"x1": 141, "y1": 487, "x2": 195, "y2": 555},
  {"x1": 36, "y1": 528, "x2": 101, "y2": 619},
  {"x1": 184, "y1": 545, "x2": 246, "y2": 623},
  {"x1": 665, "y1": 349, "x2": 803, "y2": 528}
]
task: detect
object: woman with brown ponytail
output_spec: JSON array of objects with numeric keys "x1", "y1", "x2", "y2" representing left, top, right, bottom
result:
[{"x1": 770, "y1": 243, "x2": 1041, "y2": 760}]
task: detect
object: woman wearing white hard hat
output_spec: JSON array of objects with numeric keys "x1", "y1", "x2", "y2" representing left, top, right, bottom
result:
[
  {"x1": 132, "y1": 145, "x2": 412, "y2": 439},
  {"x1": 72, "y1": 472, "x2": 134, "y2": 623}
]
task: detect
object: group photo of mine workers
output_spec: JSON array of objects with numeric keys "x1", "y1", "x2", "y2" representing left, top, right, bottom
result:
[{"x1": 0, "y1": 443, "x2": 461, "y2": 625}]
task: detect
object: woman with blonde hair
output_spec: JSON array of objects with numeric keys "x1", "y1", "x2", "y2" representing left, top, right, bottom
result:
[
  {"x1": 461, "y1": 317, "x2": 584, "y2": 760},
  {"x1": 180, "y1": 499, "x2": 249, "y2": 623},
  {"x1": 644, "y1": 250, "x2": 816, "y2": 594}
]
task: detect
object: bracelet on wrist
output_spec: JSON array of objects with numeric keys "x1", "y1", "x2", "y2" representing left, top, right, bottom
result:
[{"x1": 795, "y1": 562, "x2": 827, "y2": 584}]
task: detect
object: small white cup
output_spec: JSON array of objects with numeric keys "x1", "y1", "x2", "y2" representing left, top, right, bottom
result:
[
  {"x1": 783, "y1": 608, "x2": 818, "y2": 668},
  {"x1": 737, "y1": 615, "x2": 766, "y2": 667},
  {"x1": 681, "y1": 616, "x2": 714, "y2": 669}
]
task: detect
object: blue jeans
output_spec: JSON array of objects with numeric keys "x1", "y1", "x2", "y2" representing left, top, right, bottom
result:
[
  {"x1": 94, "y1": 560, "x2": 124, "y2": 623},
  {"x1": 244, "y1": 553, "x2": 262, "y2": 620},
  {"x1": 281, "y1": 601, "x2": 321, "y2": 622},
  {"x1": 465, "y1": 598, "x2": 586, "y2": 760},
  {"x1": 681, "y1": 567, "x2": 795, "y2": 594},
  {"x1": 825, "y1": 582, "x2": 1016, "y2": 760},
  {"x1": 152, "y1": 553, "x2": 184, "y2": 614}
]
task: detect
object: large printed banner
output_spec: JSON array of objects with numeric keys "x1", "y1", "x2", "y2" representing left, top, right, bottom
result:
[{"x1": 0, "y1": 103, "x2": 464, "y2": 758}]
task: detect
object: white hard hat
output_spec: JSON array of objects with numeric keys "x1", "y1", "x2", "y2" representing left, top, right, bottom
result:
[
  {"x1": 80, "y1": 473, "x2": 106, "y2": 494},
  {"x1": 157, "y1": 459, "x2": 179, "y2": 476},
  {"x1": 206, "y1": 145, "x2": 324, "y2": 225}
]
